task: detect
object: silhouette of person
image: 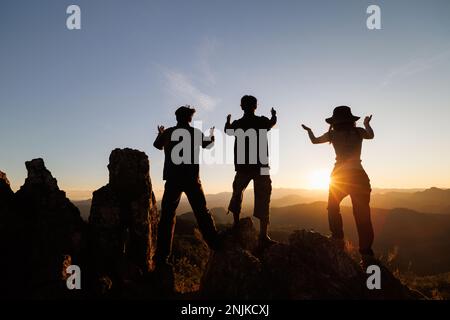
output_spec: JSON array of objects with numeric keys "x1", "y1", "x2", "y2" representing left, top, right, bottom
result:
[
  {"x1": 302, "y1": 106, "x2": 375, "y2": 258},
  {"x1": 225, "y1": 95, "x2": 277, "y2": 247},
  {"x1": 153, "y1": 106, "x2": 220, "y2": 267}
]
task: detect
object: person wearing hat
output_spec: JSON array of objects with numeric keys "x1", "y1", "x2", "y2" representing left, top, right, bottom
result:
[
  {"x1": 225, "y1": 95, "x2": 278, "y2": 248},
  {"x1": 301, "y1": 106, "x2": 375, "y2": 261},
  {"x1": 153, "y1": 105, "x2": 220, "y2": 269}
]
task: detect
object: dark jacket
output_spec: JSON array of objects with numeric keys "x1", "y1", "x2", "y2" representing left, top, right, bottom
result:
[
  {"x1": 225, "y1": 112, "x2": 276, "y2": 173},
  {"x1": 154, "y1": 124, "x2": 214, "y2": 181}
]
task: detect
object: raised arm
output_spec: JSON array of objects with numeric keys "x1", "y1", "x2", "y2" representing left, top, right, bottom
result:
[
  {"x1": 268, "y1": 108, "x2": 277, "y2": 129},
  {"x1": 153, "y1": 125, "x2": 165, "y2": 150},
  {"x1": 224, "y1": 114, "x2": 235, "y2": 136},
  {"x1": 361, "y1": 115, "x2": 374, "y2": 139},
  {"x1": 202, "y1": 127, "x2": 215, "y2": 149},
  {"x1": 301, "y1": 124, "x2": 330, "y2": 144}
]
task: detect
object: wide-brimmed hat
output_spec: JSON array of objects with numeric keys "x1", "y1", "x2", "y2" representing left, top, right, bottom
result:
[
  {"x1": 175, "y1": 105, "x2": 196, "y2": 118},
  {"x1": 326, "y1": 106, "x2": 360, "y2": 124}
]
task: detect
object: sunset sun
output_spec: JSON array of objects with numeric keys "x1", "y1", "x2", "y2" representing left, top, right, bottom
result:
[{"x1": 308, "y1": 169, "x2": 331, "y2": 190}]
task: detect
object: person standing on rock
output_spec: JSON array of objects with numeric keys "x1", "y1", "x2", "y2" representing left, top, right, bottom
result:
[
  {"x1": 225, "y1": 95, "x2": 277, "y2": 248},
  {"x1": 302, "y1": 106, "x2": 375, "y2": 261},
  {"x1": 153, "y1": 105, "x2": 220, "y2": 268}
]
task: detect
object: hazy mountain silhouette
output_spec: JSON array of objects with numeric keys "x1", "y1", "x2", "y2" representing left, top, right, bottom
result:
[
  {"x1": 371, "y1": 187, "x2": 450, "y2": 214},
  {"x1": 74, "y1": 187, "x2": 450, "y2": 221},
  {"x1": 175, "y1": 201, "x2": 450, "y2": 276}
]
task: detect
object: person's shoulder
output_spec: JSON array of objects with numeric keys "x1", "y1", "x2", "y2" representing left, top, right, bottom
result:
[
  {"x1": 193, "y1": 127, "x2": 203, "y2": 134},
  {"x1": 165, "y1": 126, "x2": 177, "y2": 133},
  {"x1": 232, "y1": 117, "x2": 243, "y2": 126}
]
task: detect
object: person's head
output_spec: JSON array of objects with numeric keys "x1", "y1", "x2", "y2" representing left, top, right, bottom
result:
[
  {"x1": 326, "y1": 106, "x2": 359, "y2": 131},
  {"x1": 175, "y1": 105, "x2": 196, "y2": 124},
  {"x1": 240, "y1": 95, "x2": 257, "y2": 113}
]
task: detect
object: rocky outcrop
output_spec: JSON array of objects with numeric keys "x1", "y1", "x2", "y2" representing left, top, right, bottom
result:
[
  {"x1": 0, "y1": 170, "x2": 14, "y2": 221},
  {"x1": 0, "y1": 159, "x2": 86, "y2": 298},
  {"x1": 88, "y1": 148, "x2": 158, "y2": 295},
  {"x1": 0, "y1": 170, "x2": 13, "y2": 204},
  {"x1": 200, "y1": 218, "x2": 420, "y2": 300},
  {"x1": 0, "y1": 171, "x2": 17, "y2": 296}
]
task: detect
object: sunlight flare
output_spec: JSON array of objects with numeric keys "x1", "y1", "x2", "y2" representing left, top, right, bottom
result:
[{"x1": 308, "y1": 169, "x2": 331, "y2": 190}]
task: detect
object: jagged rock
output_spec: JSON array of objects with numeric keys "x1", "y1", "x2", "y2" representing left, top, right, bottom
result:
[
  {"x1": 0, "y1": 160, "x2": 85, "y2": 298},
  {"x1": 0, "y1": 170, "x2": 14, "y2": 221},
  {"x1": 0, "y1": 171, "x2": 16, "y2": 296},
  {"x1": 88, "y1": 148, "x2": 158, "y2": 295},
  {"x1": 0, "y1": 170, "x2": 14, "y2": 204},
  {"x1": 200, "y1": 218, "x2": 419, "y2": 300}
]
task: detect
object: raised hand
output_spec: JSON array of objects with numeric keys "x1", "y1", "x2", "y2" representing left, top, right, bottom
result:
[
  {"x1": 271, "y1": 108, "x2": 277, "y2": 117},
  {"x1": 157, "y1": 125, "x2": 165, "y2": 134},
  {"x1": 364, "y1": 115, "x2": 373, "y2": 126},
  {"x1": 209, "y1": 126, "x2": 215, "y2": 136},
  {"x1": 301, "y1": 124, "x2": 311, "y2": 131}
]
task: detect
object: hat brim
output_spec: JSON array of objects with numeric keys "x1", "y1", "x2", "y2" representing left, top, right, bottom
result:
[{"x1": 326, "y1": 115, "x2": 360, "y2": 124}]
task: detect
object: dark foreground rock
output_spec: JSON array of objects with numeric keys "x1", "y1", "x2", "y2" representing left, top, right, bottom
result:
[
  {"x1": 88, "y1": 148, "x2": 158, "y2": 297},
  {"x1": 200, "y1": 218, "x2": 421, "y2": 300},
  {"x1": 0, "y1": 160, "x2": 86, "y2": 298}
]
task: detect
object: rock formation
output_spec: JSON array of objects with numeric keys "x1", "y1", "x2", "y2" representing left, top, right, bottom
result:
[
  {"x1": 200, "y1": 218, "x2": 420, "y2": 300},
  {"x1": 0, "y1": 160, "x2": 85, "y2": 298},
  {"x1": 0, "y1": 170, "x2": 13, "y2": 205},
  {"x1": 88, "y1": 148, "x2": 158, "y2": 296},
  {"x1": 0, "y1": 171, "x2": 16, "y2": 297}
]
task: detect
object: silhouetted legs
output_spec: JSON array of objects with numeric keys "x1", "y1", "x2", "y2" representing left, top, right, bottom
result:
[
  {"x1": 351, "y1": 190, "x2": 374, "y2": 255},
  {"x1": 228, "y1": 171, "x2": 273, "y2": 244},
  {"x1": 184, "y1": 179, "x2": 219, "y2": 250},
  {"x1": 327, "y1": 188, "x2": 346, "y2": 240},
  {"x1": 154, "y1": 180, "x2": 182, "y2": 265},
  {"x1": 228, "y1": 172, "x2": 252, "y2": 225},
  {"x1": 154, "y1": 178, "x2": 219, "y2": 266},
  {"x1": 328, "y1": 168, "x2": 374, "y2": 255}
]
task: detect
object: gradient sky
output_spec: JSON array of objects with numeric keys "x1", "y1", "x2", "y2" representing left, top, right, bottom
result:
[{"x1": 1, "y1": 0, "x2": 450, "y2": 198}]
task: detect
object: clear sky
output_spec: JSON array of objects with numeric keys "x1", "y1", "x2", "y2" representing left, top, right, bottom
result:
[{"x1": 1, "y1": 0, "x2": 450, "y2": 198}]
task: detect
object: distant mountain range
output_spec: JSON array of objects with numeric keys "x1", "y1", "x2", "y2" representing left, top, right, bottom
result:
[
  {"x1": 177, "y1": 202, "x2": 450, "y2": 276},
  {"x1": 74, "y1": 187, "x2": 450, "y2": 220}
]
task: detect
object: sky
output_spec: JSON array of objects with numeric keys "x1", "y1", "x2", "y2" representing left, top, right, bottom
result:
[{"x1": 1, "y1": 0, "x2": 450, "y2": 199}]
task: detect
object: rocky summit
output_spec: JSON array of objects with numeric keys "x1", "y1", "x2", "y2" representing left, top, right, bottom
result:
[{"x1": 200, "y1": 218, "x2": 420, "y2": 300}]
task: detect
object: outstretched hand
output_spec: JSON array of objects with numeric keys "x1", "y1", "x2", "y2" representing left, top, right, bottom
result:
[
  {"x1": 301, "y1": 124, "x2": 311, "y2": 131},
  {"x1": 271, "y1": 108, "x2": 277, "y2": 117},
  {"x1": 209, "y1": 126, "x2": 215, "y2": 136},
  {"x1": 157, "y1": 125, "x2": 165, "y2": 134},
  {"x1": 364, "y1": 115, "x2": 373, "y2": 126}
]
